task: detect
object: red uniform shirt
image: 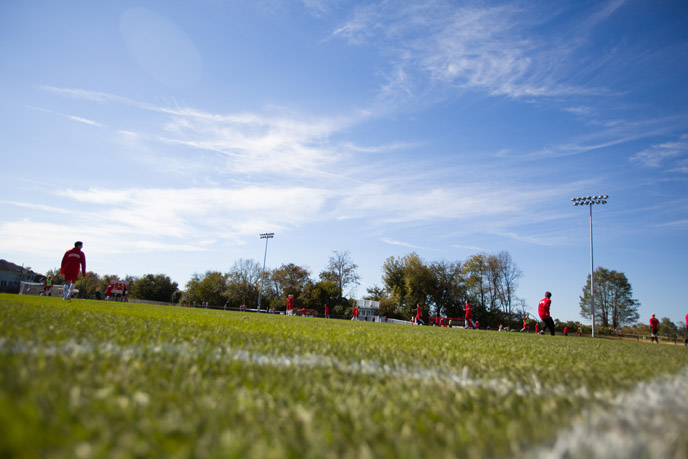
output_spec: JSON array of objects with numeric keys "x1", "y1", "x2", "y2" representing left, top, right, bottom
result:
[
  {"x1": 416, "y1": 304, "x2": 422, "y2": 318},
  {"x1": 649, "y1": 317, "x2": 659, "y2": 330},
  {"x1": 61, "y1": 247, "x2": 86, "y2": 282},
  {"x1": 465, "y1": 304, "x2": 472, "y2": 320},
  {"x1": 538, "y1": 297, "x2": 551, "y2": 319},
  {"x1": 286, "y1": 296, "x2": 294, "y2": 311}
]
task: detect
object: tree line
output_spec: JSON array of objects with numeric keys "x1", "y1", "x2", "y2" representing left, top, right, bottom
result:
[
  {"x1": 45, "y1": 269, "x2": 181, "y2": 304},
  {"x1": 371, "y1": 251, "x2": 527, "y2": 325},
  {"x1": 43, "y1": 249, "x2": 655, "y2": 330},
  {"x1": 47, "y1": 251, "x2": 361, "y2": 316}
]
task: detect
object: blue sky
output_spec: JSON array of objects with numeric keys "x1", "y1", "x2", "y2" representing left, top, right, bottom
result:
[{"x1": 1, "y1": 0, "x2": 687, "y2": 324}]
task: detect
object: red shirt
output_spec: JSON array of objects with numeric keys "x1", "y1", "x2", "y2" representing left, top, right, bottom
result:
[
  {"x1": 649, "y1": 317, "x2": 659, "y2": 330},
  {"x1": 465, "y1": 304, "x2": 472, "y2": 320},
  {"x1": 286, "y1": 296, "x2": 294, "y2": 311},
  {"x1": 538, "y1": 297, "x2": 551, "y2": 319},
  {"x1": 416, "y1": 305, "x2": 422, "y2": 318},
  {"x1": 61, "y1": 247, "x2": 86, "y2": 280},
  {"x1": 325, "y1": 305, "x2": 329, "y2": 315}
]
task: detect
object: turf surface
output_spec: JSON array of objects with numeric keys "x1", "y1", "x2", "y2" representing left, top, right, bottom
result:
[{"x1": 1, "y1": 294, "x2": 687, "y2": 458}]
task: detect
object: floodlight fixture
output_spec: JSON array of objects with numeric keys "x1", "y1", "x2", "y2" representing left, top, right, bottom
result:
[{"x1": 571, "y1": 195, "x2": 609, "y2": 338}]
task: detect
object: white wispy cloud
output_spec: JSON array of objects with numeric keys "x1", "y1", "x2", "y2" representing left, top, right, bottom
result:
[
  {"x1": 31, "y1": 85, "x2": 605, "y2": 257},
  {"x1": 329, "y1": 1, "x2": 620, "y2": 103},
  {"x1": 26, "y1": 105, "x2": 104, "y2": 127},
  {"x1": 654, "y1": 219, "x2": 688, "y2": 229},
  {"x1": 380, "y1": 238, "x2": 430, "y2": 250},
  {"x1": 630, "y1": 134, "x2": 688, "y2": 169},
  {"x1": 41, "y1": 86, "x2": 358, "y2": 178},
  {"x1": 525, "y1": 119, "x2": 685, "y2": 160},
  {"x1": 450, "y1": 244, "x2": 484, "y2": 252}
]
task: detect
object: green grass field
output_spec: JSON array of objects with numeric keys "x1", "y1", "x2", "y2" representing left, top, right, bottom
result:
[{"x1": 1, "y1": 294, "x2": 687, "y2": 458}]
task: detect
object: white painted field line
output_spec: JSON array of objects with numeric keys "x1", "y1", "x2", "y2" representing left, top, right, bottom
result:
[
  {"x1": 4, "y1": 338, "x2": 687, "y2": 457},
  {"x1": 2, "y1": 338, "x2": 607, "y2": 400},
  {"x1": 531, "y1": 366, "x2": 688, "y2": 459}
]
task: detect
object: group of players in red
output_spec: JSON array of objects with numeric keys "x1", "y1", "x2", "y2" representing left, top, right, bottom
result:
[{"x1": 58, "y1": 241, "x2": 688, "y2": 345}]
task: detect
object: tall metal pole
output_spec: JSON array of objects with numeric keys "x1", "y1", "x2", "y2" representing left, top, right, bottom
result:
[
  {"x1": 571, "y1": 195, "x2": 608, "y2": 338},
  {"x1": 589, "y1": 204, "x2": 595, "y2": 338},
  {"x1": 257, "y1": 232, "x2": 274, "y2": 312}
]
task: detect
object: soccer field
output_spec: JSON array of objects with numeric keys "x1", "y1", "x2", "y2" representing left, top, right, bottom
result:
[{"x1": 1, "y1": 294, "x2": 687, "y2": 458}]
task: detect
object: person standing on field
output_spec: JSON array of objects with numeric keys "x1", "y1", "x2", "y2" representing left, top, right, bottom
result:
[
  {"x1": 538, "y1": 291, "x2": 556, "y2": 336},
  {"x1": 43, "y1": 276, "x2": 53, "y2": 296},
  {"x1": 464, "y1": 300, "x2": 475, "y2": 329},
  {"x1": 60, "y1": 241, "x2": 86, "y2": 300},
  {"x1": 649, "y1": 313, "x2": 659, "y2": 344},
  {"x1": 324, "y1": 304, "x2": 330, "y2": 319},
  {"x1": 286, "y1": 294, "x2": 294, "y2": 316}
]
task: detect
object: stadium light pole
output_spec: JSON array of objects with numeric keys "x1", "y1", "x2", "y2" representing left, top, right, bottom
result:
[
  {"x1": 571, "y1": 195, "x2": 608, "y2": 338},
  {"x1": 257, "y1": 232, "x2": 274, "y2": 312}
]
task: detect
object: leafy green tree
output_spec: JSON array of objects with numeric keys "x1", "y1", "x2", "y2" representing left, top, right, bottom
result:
[
  {"x1": 493, "y1": 251, "x2": 522, "y2": 316},
  {"x1": 462, "y1": 253, "x2": 489, "y2": 310},
  {"x1": 226, "y1": 259, "x2": 262, "y2": 308},
  {"x1": 403, "y1": 253, "x2": 433, "y2": 313},
  {"x1": 320, "y1": 250, "x2": 360, "y2": 302},
  {"x1": 185, "y1": 271, "x2": 228, "y2": 306},
  {"x1": 677, "y1": 321, "x2": 687, "y2": 338},
  {"x1": 579, "y1": 268, "x2": 640, "y2": 328},
  {"x1": 308, "y1": 279, "x2": 340, "y2": 314},
  {"x1": 130, "y1": 274, "x2": 179, "y2": 302},
  {"x1": 659, "y1": 317, "x2": 678, "y2": 338},
  {"x1": 270, "y1": 263, "x2": 313, "y2": 310},
  {"x1": 379, "y1": 297, "x2": 402, "y2": 319},
  {"x1": 381, "y1": 253, "x2": 434, "y2": 318},
  {"x1": 428, "y1": 260, "x2": 465, "y2": 318},
  {"x1": 75, "y1": 271, "x2": 101, "y2": 298},
  {"x1": 382, "y1": 255, "x2": 407, "y2": 309},
  {"x1": 364, "y1": 285, "x2": 388, "y2": 301}
]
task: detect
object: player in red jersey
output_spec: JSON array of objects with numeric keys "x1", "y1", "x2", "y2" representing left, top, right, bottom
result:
[
  {"x1": 649, "y1": 314, "x2": 659, "y2": 344},
  {"x1": 286, "y1": 294, "x2": 294, "y2": 316},
  {"x1": 61, "y1": 241, "x2": 86, "y2": 300},
  {"x1": 538, "y1": 292, "x2": 555, "y2": 336},
  {"x1": 464, "y1": 300, "x2": 475, "y2": 329},
  {"x1": 415, "y1": 304, "x2": 425, "y2": 325}
]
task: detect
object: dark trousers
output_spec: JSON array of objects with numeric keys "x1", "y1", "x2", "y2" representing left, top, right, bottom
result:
[{"x1": 541, "y1": 317, "x2": 556, "y2": 336}]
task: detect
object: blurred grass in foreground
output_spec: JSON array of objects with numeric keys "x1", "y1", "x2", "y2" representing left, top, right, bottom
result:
[{"x1": 1, "y1": 294, "x2": 686, "y2": 458}]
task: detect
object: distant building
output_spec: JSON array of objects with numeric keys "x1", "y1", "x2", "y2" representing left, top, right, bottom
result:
[
  {"x1": 0, "y1": 259, "x2": 44, "y2": 293},
  {"x1": 356, "y1": 299, "x2": 380, "y2": 321}
]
